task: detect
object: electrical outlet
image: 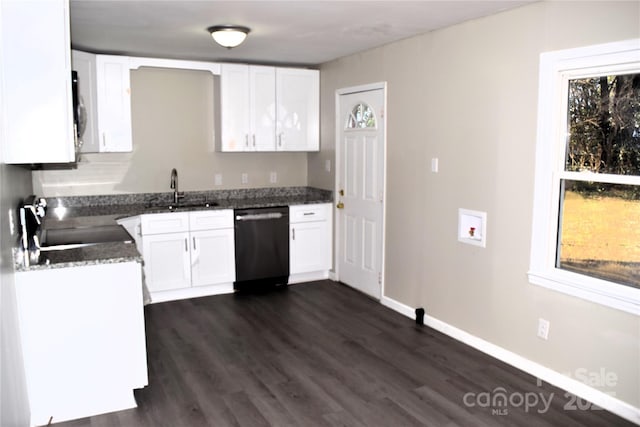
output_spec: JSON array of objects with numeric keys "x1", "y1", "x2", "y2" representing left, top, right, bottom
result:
[
  {"x1": 325, "y1": 159, "x2": 331, "y2": 172},
  {"x1": 214, "y1": 173, "x2": 222, "y2": 186},
  {"x1": 270, "y1": 171, "x2": 277, "y2": 184},
  {"x1": 537, "y1": 318, "x2": 550, "y2": 340},
  {"x1": 431, "y1": 158, "x2": 439, "y2": 173},
  {"x1": 241, "y1": 173, "x2": 249, "y2": 185}
]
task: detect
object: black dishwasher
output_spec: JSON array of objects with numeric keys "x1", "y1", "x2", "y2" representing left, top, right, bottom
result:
[{"x1": 234, "y1": 206, "x2": 289, "y2": 291}]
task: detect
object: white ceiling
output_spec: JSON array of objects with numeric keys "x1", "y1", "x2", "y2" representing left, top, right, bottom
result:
[{"x1": 70, "y1": 0, "x2": 535, "y2": 67}]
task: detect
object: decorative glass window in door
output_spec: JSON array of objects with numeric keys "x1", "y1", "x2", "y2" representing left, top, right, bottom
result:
[{"x1": 346, "y1": 102, "x2": 376, "y2": 129}]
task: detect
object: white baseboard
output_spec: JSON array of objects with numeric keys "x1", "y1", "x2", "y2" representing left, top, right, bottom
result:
[
  {"x1": 289, "y1": 271, "x2": 329, "y2": 284},
  {"x1": 380, "y1": 295, "x2": 640, "y2": 425},
  {"x1": 150, "y1": 283, "x2": 234, "y2": 303}
]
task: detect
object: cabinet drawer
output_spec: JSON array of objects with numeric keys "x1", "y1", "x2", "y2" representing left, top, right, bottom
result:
[
  {"x1": 290, "y1": 203, "x2": 329, "y2": 223},
  {"x1": 140, "y1": 212, "x2": 189, "y2": 235},
  {"x1": 189, "y1": 210, "x2": 233, "y2": 231}
]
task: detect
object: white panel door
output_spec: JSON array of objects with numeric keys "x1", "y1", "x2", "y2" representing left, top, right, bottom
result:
[
  {"x1": 337, "y1": 88, "x2": 385, "y2": 299},
  {"x1": 190, "y1": 229, "x2": 236, "y2": 286},
  {"x1": 142, "y1": 232, "x2": 191, "y2": 292}
]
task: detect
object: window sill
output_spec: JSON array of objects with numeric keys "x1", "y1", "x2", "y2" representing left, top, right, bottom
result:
[{"x1": 528, "y1": 270, "x2": 640, "y2": 316}]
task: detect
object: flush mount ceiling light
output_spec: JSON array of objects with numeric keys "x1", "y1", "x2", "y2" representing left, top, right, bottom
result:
[{"x1": 207, "y1": 25, "x2": 251, "y2": 49}]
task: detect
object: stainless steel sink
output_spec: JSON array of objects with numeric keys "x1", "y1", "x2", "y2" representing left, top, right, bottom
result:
[{"x1": 40, "y1": 225, "x2": 134, "y2": 251}]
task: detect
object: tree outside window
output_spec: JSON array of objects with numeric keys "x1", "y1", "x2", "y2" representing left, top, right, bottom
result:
[{"x1": 558, "y1": 73, "x2": 640, "y2": 289}]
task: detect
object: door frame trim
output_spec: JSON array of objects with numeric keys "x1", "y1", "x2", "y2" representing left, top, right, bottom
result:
[{"x1": 334, "y1": 82, "x2": 388, "y2": 300}]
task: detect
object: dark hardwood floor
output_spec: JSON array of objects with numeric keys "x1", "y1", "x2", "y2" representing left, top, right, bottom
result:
[{"x1": 55, "y1": 280, "x2": 633, "y2": 427}]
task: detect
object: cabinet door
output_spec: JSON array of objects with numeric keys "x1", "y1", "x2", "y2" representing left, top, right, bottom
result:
[
  {"x1": 140, "y1": 212, "x2": 189, "y2": 235},
  {"x1": 96, "y1": 55, "x2": 132, "y2": 152},
  {"x1": 189, "y1": 210, "x2": 233, "y2": 232},
  {"x1": 220, "y1": 64, "x2": 250, "y2": 151},
  {"x1": 290, "y1": 220, "x2": 330, "y2": 274},
  {"x1": 142, "y1": 232, "x2": 191, "y2": 292},
  {"x1": 190, "y1": 229, "x2": 236, "y2": 286},
  {"x1": 250, "y1": 65, "x2": 276, "y2": 151},
  {"x1": 276, "y1": 68, "x2": 319, "y2": 152},
  {"x1": 0, "y1": 0, "x2": 76, "y2": 163},
  {"x1": 72, "y1": 50, "x2": 100, "y2": 153}
]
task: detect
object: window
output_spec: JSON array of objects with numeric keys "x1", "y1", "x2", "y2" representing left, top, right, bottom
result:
[
  {"x1": 346, "y1": 102, "x2": 376, "y2": 129},
  {"x1": 529, "y1": 39, "x2": 640, "y2": 315}
]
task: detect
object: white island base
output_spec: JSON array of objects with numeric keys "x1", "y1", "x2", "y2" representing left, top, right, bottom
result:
[{"x1": 15, "y1": 261, "x2": 148, "y2": 426}]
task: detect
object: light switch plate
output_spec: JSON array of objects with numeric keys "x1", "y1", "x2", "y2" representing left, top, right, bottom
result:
[{"x1": 431, "y1": 158, "x2": 439, "y2": 173}]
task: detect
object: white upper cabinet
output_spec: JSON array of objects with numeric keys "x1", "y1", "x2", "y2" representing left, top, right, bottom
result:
[
  {"x1": 219, "y1": 64, "x2": 319, "y2": 152},
  {"x1": 219, "y1": 64, "x2": 276, "y2": 151},
  {"x1": 251, "y1": 66, "x2": 278, "y2": 151},
  {"x1": 219, "y1": 64, "x2": 251, "y2": 151},
  {"x1": 276, "y1": 68, "x2": 319, "y2": 152},
  {"x1": 71, "y1": 51, "x2": 133, "y2": 153},
  {"x1": 95, "y1": 55, "x2": 133, "y2": 152},
  {"x1": 0, "y1": 0, "x2": 76, "y2": 164}
]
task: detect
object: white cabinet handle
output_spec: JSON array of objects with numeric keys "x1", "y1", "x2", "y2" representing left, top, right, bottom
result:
[
  {"x1": 184, "y1": 238, "x2": 188, "y2": 252},
  {"x1": 292, "y1": 228, "x2": 296, "y2": 240},
  {"x1": 245, "y1": 134, "x2": 249, "y2": 148},
  {"x1": 252, "y1": 134, "x2": 256, "y2": 147},
  {"x1": 192, "y1": 236, "x2": 197, "y2": 250}
]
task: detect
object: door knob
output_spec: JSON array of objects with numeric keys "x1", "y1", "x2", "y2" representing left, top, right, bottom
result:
[
  {"x1": 336, "y1": 201, "x2": 344, "y2": 209},
  {"x1": 339, "y1": 189, "x2": 344, "y2": 196}
]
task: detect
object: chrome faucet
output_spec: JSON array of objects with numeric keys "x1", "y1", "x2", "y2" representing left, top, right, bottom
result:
[{"x1": 170, "y1": 168, "x2": 185, "y2": 205}]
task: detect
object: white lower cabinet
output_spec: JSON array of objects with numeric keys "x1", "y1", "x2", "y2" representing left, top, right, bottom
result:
[
  {"x1": 289, "y1": 203, "x2": 332, "y2": 282},
  {"x1": 139, "y1": 210, "x2": 235, "y2": 301},
  {"x1": 190, "y1": 228, "x2": 235, "y2": 286},
  {"x1": 142, "y1": 231, "x2": 191, "y2": 292},
  {"x1": 15, "y1": 262, "x2": 148, "y2": 426}
]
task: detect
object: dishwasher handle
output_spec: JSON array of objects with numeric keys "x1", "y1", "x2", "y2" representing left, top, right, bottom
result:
[{"x1": 235, "y1": 212, "x2": 285, "y2": 221}]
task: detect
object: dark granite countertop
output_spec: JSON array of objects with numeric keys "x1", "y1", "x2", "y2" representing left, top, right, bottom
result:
[
  {"x1": 14, "y1": 242, "x2": 142, "y2": 272},
  {"x1": 44, "y1": 186, "x2": 333, "y2": 222},
  {"x1": 18, "y1": 187, "x2": 333, "y2": 271}
]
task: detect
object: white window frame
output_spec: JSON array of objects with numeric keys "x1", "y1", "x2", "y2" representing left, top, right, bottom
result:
[{"x1": 529, "y1": 39, "x2": 640, "y2": 316}]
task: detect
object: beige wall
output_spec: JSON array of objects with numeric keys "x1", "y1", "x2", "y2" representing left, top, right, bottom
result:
[
  {"x1": 0, "y1": 163, "x2": 32, "y2": 425},
  {"x1": 33, "y1": 67, "x2": 308, "y2": 196},
  {"x1": 313, "y1": 1, "x2": 640, "y2": 409}
]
